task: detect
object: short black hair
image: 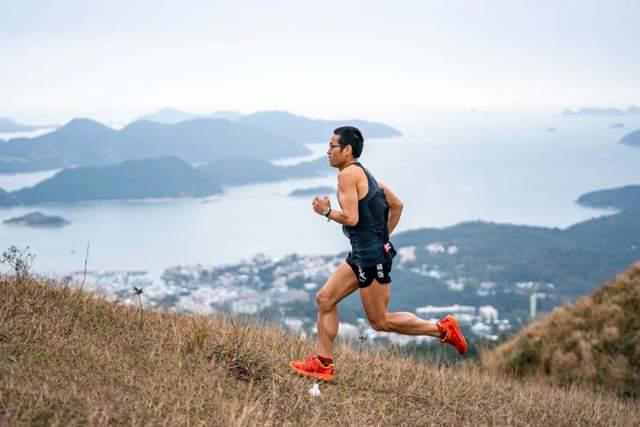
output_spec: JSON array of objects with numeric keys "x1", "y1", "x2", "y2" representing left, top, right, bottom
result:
[{"x1": 333, "y1": 126, "x2": 364, "y2": 158}]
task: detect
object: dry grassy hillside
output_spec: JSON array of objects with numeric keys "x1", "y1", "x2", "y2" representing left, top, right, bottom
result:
[
  {"x1": 483, "y1": 262, "x2": 640, "y2": 398},
  {"x1": 1, "y1": 274, "x2": 638, "y2": 426}
]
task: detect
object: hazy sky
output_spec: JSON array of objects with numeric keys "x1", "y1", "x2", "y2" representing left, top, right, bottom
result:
[{"x1": 1, "y1": 0, "x2": 639, "y2": 122}]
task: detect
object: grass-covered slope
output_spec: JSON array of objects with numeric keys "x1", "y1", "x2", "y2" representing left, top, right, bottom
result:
[
  {"x1": 482, "y1": 262, "x2": 640, "y2": 397},
  {"x1": 1, "y1": 275, "x2": 637, "y2": 425}
]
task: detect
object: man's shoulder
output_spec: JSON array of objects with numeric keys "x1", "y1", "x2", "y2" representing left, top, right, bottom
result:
[
  {"x1": 338, "y1": 164, "x2": 365, "y2": 180},
  {"x1": 338, "y1": 168, "x2": 364, "y2": 190}
]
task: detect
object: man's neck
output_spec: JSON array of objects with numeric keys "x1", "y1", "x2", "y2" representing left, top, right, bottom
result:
[{"x1": 338, "y1": 160, "x2": 359, "y2": 171}]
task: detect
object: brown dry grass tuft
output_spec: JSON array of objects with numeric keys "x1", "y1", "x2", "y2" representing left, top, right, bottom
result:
[
  {"x1": 482, "y1": 261, "x2": 640, "y2": 398},
  {"x1": 1, "y1": 274, "x2": 639, "y2": 426}
]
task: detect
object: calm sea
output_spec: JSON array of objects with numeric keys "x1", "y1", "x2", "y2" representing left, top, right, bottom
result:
[{"x1": 1, "y1": 111, "x2": 639, "y2": 277}]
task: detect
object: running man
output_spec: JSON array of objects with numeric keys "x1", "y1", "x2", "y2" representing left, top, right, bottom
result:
[{"x1": 290, "y1": 126, "x2": 467, "y2": 381}]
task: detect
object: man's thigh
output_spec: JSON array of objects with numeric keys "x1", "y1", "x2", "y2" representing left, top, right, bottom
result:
[
  {"x1": 359, "y1": 280, "x2": 390, "y2": 324},
  {"x1": 317, "y1": 261, "x2": 360, "y2": 305}
]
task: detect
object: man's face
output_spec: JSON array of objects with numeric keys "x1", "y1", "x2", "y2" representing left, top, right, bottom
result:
[{"x1": 326, "y1": 133, "x2": 347, "y2": 167}]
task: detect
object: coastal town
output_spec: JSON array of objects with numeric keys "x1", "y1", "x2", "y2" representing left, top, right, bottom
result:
[{"x1": 59, "y1": 240, "x2": 563, "y2": 348}]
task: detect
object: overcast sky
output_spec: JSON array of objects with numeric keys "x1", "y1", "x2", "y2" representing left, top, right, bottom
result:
[{"x1": 1, "y1": 0, "x2": 639, "y2": 122}]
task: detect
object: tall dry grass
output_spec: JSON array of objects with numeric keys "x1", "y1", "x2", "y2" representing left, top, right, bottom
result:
[
  {"x1": 482, "y1": 262, "x2": 640, "y2": 398},
  {"x1": 1, "y1": 274, "x2": 638, "y2": 426}
]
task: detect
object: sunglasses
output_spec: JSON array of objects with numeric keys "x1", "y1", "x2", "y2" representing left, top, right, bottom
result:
[{"x1": 328, "y1": 143, "x2": 343, "y2": 150}]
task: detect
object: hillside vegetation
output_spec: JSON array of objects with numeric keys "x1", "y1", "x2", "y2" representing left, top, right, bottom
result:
[
  {"x1": 577, "y1": 185, "x2": 640, "y2": 212},
  {"x1": 482, "y1": 262, "x2": 640, "y2": 397},
  {"x1": 1, "y1": 275, "x2": 638, "y2": 426},
  {"x1": 0, "y1": 118, "x2": 307, "y2": 173}
]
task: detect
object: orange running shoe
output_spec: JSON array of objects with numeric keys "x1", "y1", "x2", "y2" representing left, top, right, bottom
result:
[
  {"x1": 437, "y1": 314, "x2": 468, "y2": 354},
  {"x1": 290, "y1": 355, "x2": 334, "y2": 381}
]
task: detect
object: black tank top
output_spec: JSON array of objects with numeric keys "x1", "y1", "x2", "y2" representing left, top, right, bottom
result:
[{"x1": 341, "y1": 162, "x2": 392, "y2": 263}]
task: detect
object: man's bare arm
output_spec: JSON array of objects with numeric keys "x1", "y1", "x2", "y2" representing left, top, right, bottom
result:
[
  {"x1": 314, "y1": 168, "x2": 359, "y2": 226},
  {"x1": 331, "y1": 169, "x2": 359, "y2": 225},
  {"x1": 377, "y1": 182, "x2": 403, "y2": 235}
]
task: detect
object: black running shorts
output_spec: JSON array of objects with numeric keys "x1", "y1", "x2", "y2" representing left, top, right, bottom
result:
[{"x1": 345, "y1": 254, "x2": 393, "y2": 288}]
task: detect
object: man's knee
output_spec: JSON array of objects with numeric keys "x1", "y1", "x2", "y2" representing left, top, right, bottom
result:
[
  {"x1": 315, "y1": 291, "x2": 335, "y2": 312},
  {"x1": 369, "y1": 316, "x2": 389, "y2": 332}
]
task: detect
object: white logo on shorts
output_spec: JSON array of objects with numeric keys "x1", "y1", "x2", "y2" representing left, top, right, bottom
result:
[
  {"x1": 378, "y1": 271, "x2": 384, "y2": 278},
  {"x1": 358, "y1": 266, "x2": 366, "y2": 281}
]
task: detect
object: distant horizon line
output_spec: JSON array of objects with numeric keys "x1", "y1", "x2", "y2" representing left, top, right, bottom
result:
[{"x1": 2, "y1": 104, "x2": 640, "y2": 128}]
